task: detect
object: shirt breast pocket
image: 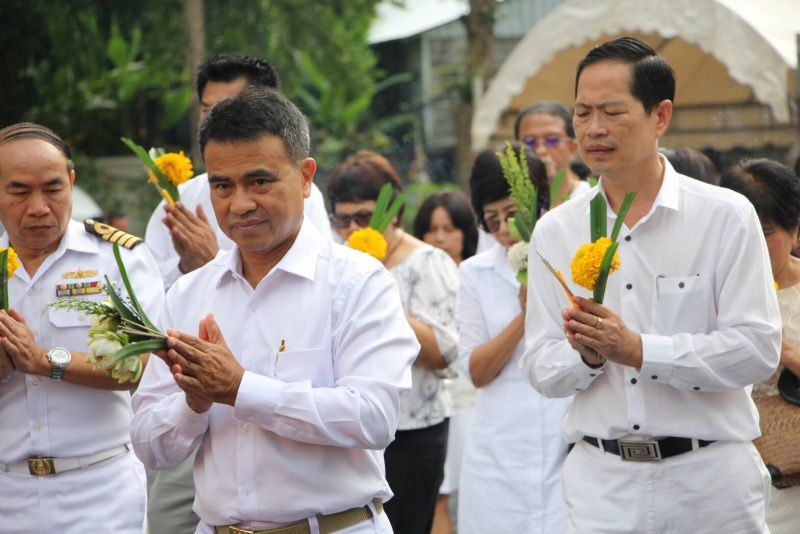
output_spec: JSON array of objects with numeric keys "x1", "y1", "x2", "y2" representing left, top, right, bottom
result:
[
  {"x1": 653, "y1": 274, "x2": 717, "y2": 335},
  {"x1": 275, "y1": 347, "x2": 334, "y2": 387}
]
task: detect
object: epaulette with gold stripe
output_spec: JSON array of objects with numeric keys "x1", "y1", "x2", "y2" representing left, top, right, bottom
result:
[{"x1": 83, "y1": 219, "x2": 143, "y2": 249}]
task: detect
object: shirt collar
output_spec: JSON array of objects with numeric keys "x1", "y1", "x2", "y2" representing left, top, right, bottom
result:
[
  {"x1": 0, "y1": 219, "x2": 98, "y2": 254},
  {"x1": 215, "y1": 217, "x2": 323, "y2": 288},
  {"x1": 588, "y1": 153, "x2": 681, "y2": 218}
]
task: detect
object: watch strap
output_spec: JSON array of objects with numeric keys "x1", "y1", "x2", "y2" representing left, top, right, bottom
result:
[{"x1": 50, "y1": 366, "x2": 65, "y2": 380}]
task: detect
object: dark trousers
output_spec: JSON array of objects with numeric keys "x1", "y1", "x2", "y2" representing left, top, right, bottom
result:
[{"x1": 384, "y1": 419, "x2": 449, "y2": 534}]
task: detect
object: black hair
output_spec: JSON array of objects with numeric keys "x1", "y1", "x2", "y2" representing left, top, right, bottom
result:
[
  {"x1": 575, "y1": 37, "x2": 675, "y2": 113},
  {"x1": 327, "y1": 150, "x2": 405, "y2": 222},
  {"x1": 720, "y1": 158, "x2": 800, "y2": 233},
  {"x1": 662, "y1": 147, "x2": 720, "y2": 185},
  {"x1": 469, "y1": 143, "x2": 549, "y2": 232},
  {"x1": 198, "y1": 87, "x2": 310, "y2": 164},
  {"x1": 412, "y1": 191, "x2": 479, "y2": 261},
  {"x1": 514, "y1": 101, "x2": 575, "y2": 140},
  {"x1": 196, "y1": 53, "x2": 280, "y2": 100},
  {"x1": 0, "y1": 122, "x2": 74, "y2": 173}
]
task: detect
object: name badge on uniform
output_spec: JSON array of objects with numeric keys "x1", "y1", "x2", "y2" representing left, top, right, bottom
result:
[{"x1": 56, "y1": 281, "x2": 103, "y2": 297}]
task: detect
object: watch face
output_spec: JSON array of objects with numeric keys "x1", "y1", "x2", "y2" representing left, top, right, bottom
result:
[{"x1": 48, "y1": 348, "x2": 71, "y2": 367}]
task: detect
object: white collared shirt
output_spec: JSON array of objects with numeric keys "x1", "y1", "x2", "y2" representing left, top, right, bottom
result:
[
  {"x1": 522, "y1": 156, "x2": 781, "y2": 443},
  {"x1": 145, "y1": 174, "x2": 332, "y2": 288},
  {"x1": 131, "y1": 219, "x2": 419, "y2": 526},
  {"x1": 0, "y1": 220, "x2": 164, "y2": 461}
]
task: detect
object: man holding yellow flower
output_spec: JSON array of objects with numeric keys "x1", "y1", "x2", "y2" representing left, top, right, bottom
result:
[{"x1": 522, "y1": 37, "x2": 780, "y2": 532}]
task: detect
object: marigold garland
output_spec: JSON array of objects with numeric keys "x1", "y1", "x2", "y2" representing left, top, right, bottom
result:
[
  {"x1": 347, "y1": 227, "x2": 388, "y2": 260},
  {"x1": 571, "y1": 237, "x2": 620, "y2": 291},
  {"x1": 149, "y1": 151, "x2": 193, "y2": 186},
  {"x1": 3, "y1": 247, "x2": 20, "y2": 279}
]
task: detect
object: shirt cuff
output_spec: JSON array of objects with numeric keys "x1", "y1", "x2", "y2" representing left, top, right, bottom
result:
[
  {"x1": 174, "y1": 394, "x2": 211, "y2": 433},
  {"x1": 571, "y1": 351, "x2": 605, "y2": 392},
  {"x1": 233, "y1": 370, "x2": 283, "y2": 424},
  {"x1": 638, "y1": 334, "x2": 676, "y2": 384}
]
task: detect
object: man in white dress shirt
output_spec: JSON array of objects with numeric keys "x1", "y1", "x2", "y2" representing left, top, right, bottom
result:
[
  {"x1": 0, "y1": 123, "x2": 164, "y2": 532},
  {"x1": 145, "y1": 53, "x2": 330, "y2": 290},
  {"x1": 145, "y1": 53, "x2": 331, "y2": 533},
  {"x1": 132, "y1": 87, "x2": 418, "y2": 534},
  {"x1": 522, "y1": 37, "x2": 780, "y2": 533}
]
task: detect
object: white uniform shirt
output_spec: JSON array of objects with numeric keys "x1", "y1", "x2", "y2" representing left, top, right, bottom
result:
[
  {"x1": 0, "y1": 220, "x2": 164, "y2": 461},
  {"x1": 145, "y1": 174, "x2": 331, "y2": 288},
  {"x1": 522, "y1": 156, "x2": 781, "y2": 443},
  {"x1": 131, "y1": 220, "x2": 419, "y2": 527}
]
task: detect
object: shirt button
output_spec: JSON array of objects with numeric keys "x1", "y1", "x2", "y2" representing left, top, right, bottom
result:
[
  {"x1": 633, "y1": 424, "x2": 640, "y2": 431},
  {"x1": 31, "y1": 378, "x2": 39, "y2": 386},
  {"x1": 34, "y1": 424, "x2": 42, "y2": 431},
  {"x1": 678, "y1": 282, "x2": 685, "y2": 289},
  {"x1": 626, "y1": 283, "x2": 633, "y2": 290},
  {"x1": 249, "y1": 304, "x2": 257, "y2": 312},
  {"x1": 651, "y1": 375, "x2": 658, "y2": 380},
  {"x1": 624, "y1": 236, "x2": 631, "y2": 242},
  {"x1": 28, "y1": 288, "x2": 35, "y2": 296},
  {"x1": 630, "y1": 378, "x2": 637, "y2": 384}
]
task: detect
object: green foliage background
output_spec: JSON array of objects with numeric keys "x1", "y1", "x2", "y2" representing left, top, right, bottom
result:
[{"x1": 0, "y1": 0, "x2": 415, "y2": 232}]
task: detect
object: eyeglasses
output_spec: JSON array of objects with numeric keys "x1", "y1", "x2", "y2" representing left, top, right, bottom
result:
[
  {"x1": 522, "y1": 136, "x2": 564, "y2": 149},
  {"x1": 330, "y1": 211, "x2": 373, "y2": 229},
  {"x1": 483, "y1": 211, "x2": 517, "y2": 233}
]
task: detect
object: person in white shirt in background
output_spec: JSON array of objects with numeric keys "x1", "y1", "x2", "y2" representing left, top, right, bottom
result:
[
  {"x1": 411, "y1": 191, "x2": 479, "y2": 534},
  {"x1": 522, "y1": 37, "x2": 780, "y2": 533},
  {"x1": 144, "y1": 53, "x2": 330, "y2": 534},
  {"x1": 457, "y1": 145, "x2": 571, "y2": 534},
  {"x1": 145, "y1": 53, "x2": 330, "y2": 291},
  {"x1": 514, "y1": 101, "x2": 591, "y2": 207},
  {"x1": 0, "y1": 122, "x2": 164, "y2": 533},
  {"x1": 132, "y1": 87, "x2": 418, "y2": 534}
]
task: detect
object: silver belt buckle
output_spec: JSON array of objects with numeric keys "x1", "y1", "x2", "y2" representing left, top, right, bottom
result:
[{"x1": 618, "y1": 440, "x2": 661, "y2": 461}]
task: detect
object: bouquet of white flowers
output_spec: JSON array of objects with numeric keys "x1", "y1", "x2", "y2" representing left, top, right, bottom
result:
[{"x1": 48, "y1": 244, "x2": 165, "y2": 383}]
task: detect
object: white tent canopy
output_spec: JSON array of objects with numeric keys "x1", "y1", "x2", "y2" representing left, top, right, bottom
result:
[{"x1": 472, "y1": 0, "x2": 800, "y2": 149}]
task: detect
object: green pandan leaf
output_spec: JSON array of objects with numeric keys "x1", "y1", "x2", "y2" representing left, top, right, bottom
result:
[
  {"x1": 590, "y1": 193, "x2": 607, "y2": 243},
  {"x1": 121, "y1": 137, "x2": 179, "y2": 202},
  {"x1": 108, "y1": 338, "x2": 166, "y2": 368},
  {"x1": 610, "y1": 191, "x2": 637, "y2": 242},
  {"x1": 550, "y1": 169, "x2": 566, "y2": 208},
  {"x1": 0, "y1": 249, "x2": 8, "y2": 311},
  {"x1": 112, "y1": 244, "x2": 159, "y2": 332},
  {"x1": 593, "y1": 240, "x2": 619, "y2": 304}
]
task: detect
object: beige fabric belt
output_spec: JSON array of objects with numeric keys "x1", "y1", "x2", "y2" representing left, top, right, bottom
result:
[
  {"x1": 213, "y1": 499, "x2": 384, "y2": 534},
  {"x1": 0, "y1": 444, "x2": 130, "y2": 476}
]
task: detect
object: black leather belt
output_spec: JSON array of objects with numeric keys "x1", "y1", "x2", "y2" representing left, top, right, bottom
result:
[{"x1": 583, "y1": 436, "x2": 715, "y2": 461}]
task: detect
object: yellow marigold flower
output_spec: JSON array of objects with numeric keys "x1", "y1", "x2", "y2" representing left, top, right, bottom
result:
[
  {"x1": 775, "y1": 281, "x2": 780, "y2": 291},
  {"x1": 149, "y1": 151, "x2": 193, "y2": 186},
  {"x1": 3, "y1": 247, "x2": 20, "y2": 279},
  {"x1": 571, "y1": 237, "x2": 620, "y2": 291},
  {"x1": 347, "y1": 227, "x2": 388, "y2": 260}
]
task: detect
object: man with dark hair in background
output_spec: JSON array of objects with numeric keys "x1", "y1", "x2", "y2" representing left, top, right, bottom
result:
[
  {"x1": 146, "y1": 53, "x2": 330, "y2": 290},
  {"x1": 523, "y1": 37, "x2": 779, "y2": 532}
]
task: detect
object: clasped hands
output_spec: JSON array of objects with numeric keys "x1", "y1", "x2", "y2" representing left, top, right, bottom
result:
[
  {"x1": 562, "y1": 296, "x2": 643, "y2": 368},
  {"x1": 158, "y1": 314, "x2": 244, "y2": 413},
  {"x1": 0, "y1": 309, "x2": 49, "y2": 380},
  {"x1": 163, "y1": 202, "x2": 219, "y2": 274}
]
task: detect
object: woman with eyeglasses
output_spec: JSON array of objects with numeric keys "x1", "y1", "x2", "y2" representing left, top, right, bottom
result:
[
  {"x1": 457, "y1": 144, "x2": 572, "y2": 534},
  {"x1": 327, "y1": 151, "x2": 459, "y2": 534},
  {"x1": 515, "y1": 102, "x2": 592, "y2": 207}
]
